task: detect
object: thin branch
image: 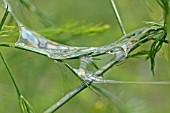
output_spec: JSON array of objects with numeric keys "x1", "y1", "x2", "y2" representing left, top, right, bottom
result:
[
  {"x1": 111, "y1": 0, "x2": 126, "y2": 35},
  {"x1": 44, "y1": 83, "x2": 87, "y2": 113},
  {"x1": 93, "y1": 54, "x2": 125, "y2": 77},
  {"x1": 94, "y1": 80, "x2": 170, "y2": 85},
  {"x1": 0, "y1": 52, "x2": 21, "y2": 95},
  {"x1": 44, "y1": 53, "x2": 125, "y2": 113},
  {"x1": 0, "y1": 53, "x2": 35, "y2": 113}
]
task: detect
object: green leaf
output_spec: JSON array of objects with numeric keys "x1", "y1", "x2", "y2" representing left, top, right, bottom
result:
[
  {"x1": 149, "y1": 32, "x2": 167, "y2": 75},
  {"x1": 127, "y1": 50, "x2": 150, "y2": 58}
]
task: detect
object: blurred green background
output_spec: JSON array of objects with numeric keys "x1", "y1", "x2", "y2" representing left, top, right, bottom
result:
[{"x1": 0, "y1": 0, "x2": 170, "y2": 113}]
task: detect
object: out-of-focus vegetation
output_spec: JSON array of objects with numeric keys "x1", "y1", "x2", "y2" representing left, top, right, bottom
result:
[{"x1": 0, "y1": 0, "x2": 170, "y2": 113}]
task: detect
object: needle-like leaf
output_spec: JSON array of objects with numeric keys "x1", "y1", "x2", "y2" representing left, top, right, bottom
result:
[
  {"x1": 0, "y1": 53, "x2": 34, "y2": 113},
  {"x1": 0, "y1": 5, "x2": 9, "y2": 30}
]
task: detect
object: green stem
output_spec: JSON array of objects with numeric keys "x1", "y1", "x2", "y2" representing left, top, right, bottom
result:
[
  {"x1": 111, "y1": 0, "x2": 126, "y2": 35},
  {"x1": 44, "y1": 83, "x2": 87, "y2": 113},
  {"x1": 0, "y1": 52, "x2": 35, "y2": 113},
  {"x1": 0, "y1": 5, "x2": 9, "y2": 30},
  {"x1": 0, "y1": 52, "x2": 21, "y2": 95}
]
